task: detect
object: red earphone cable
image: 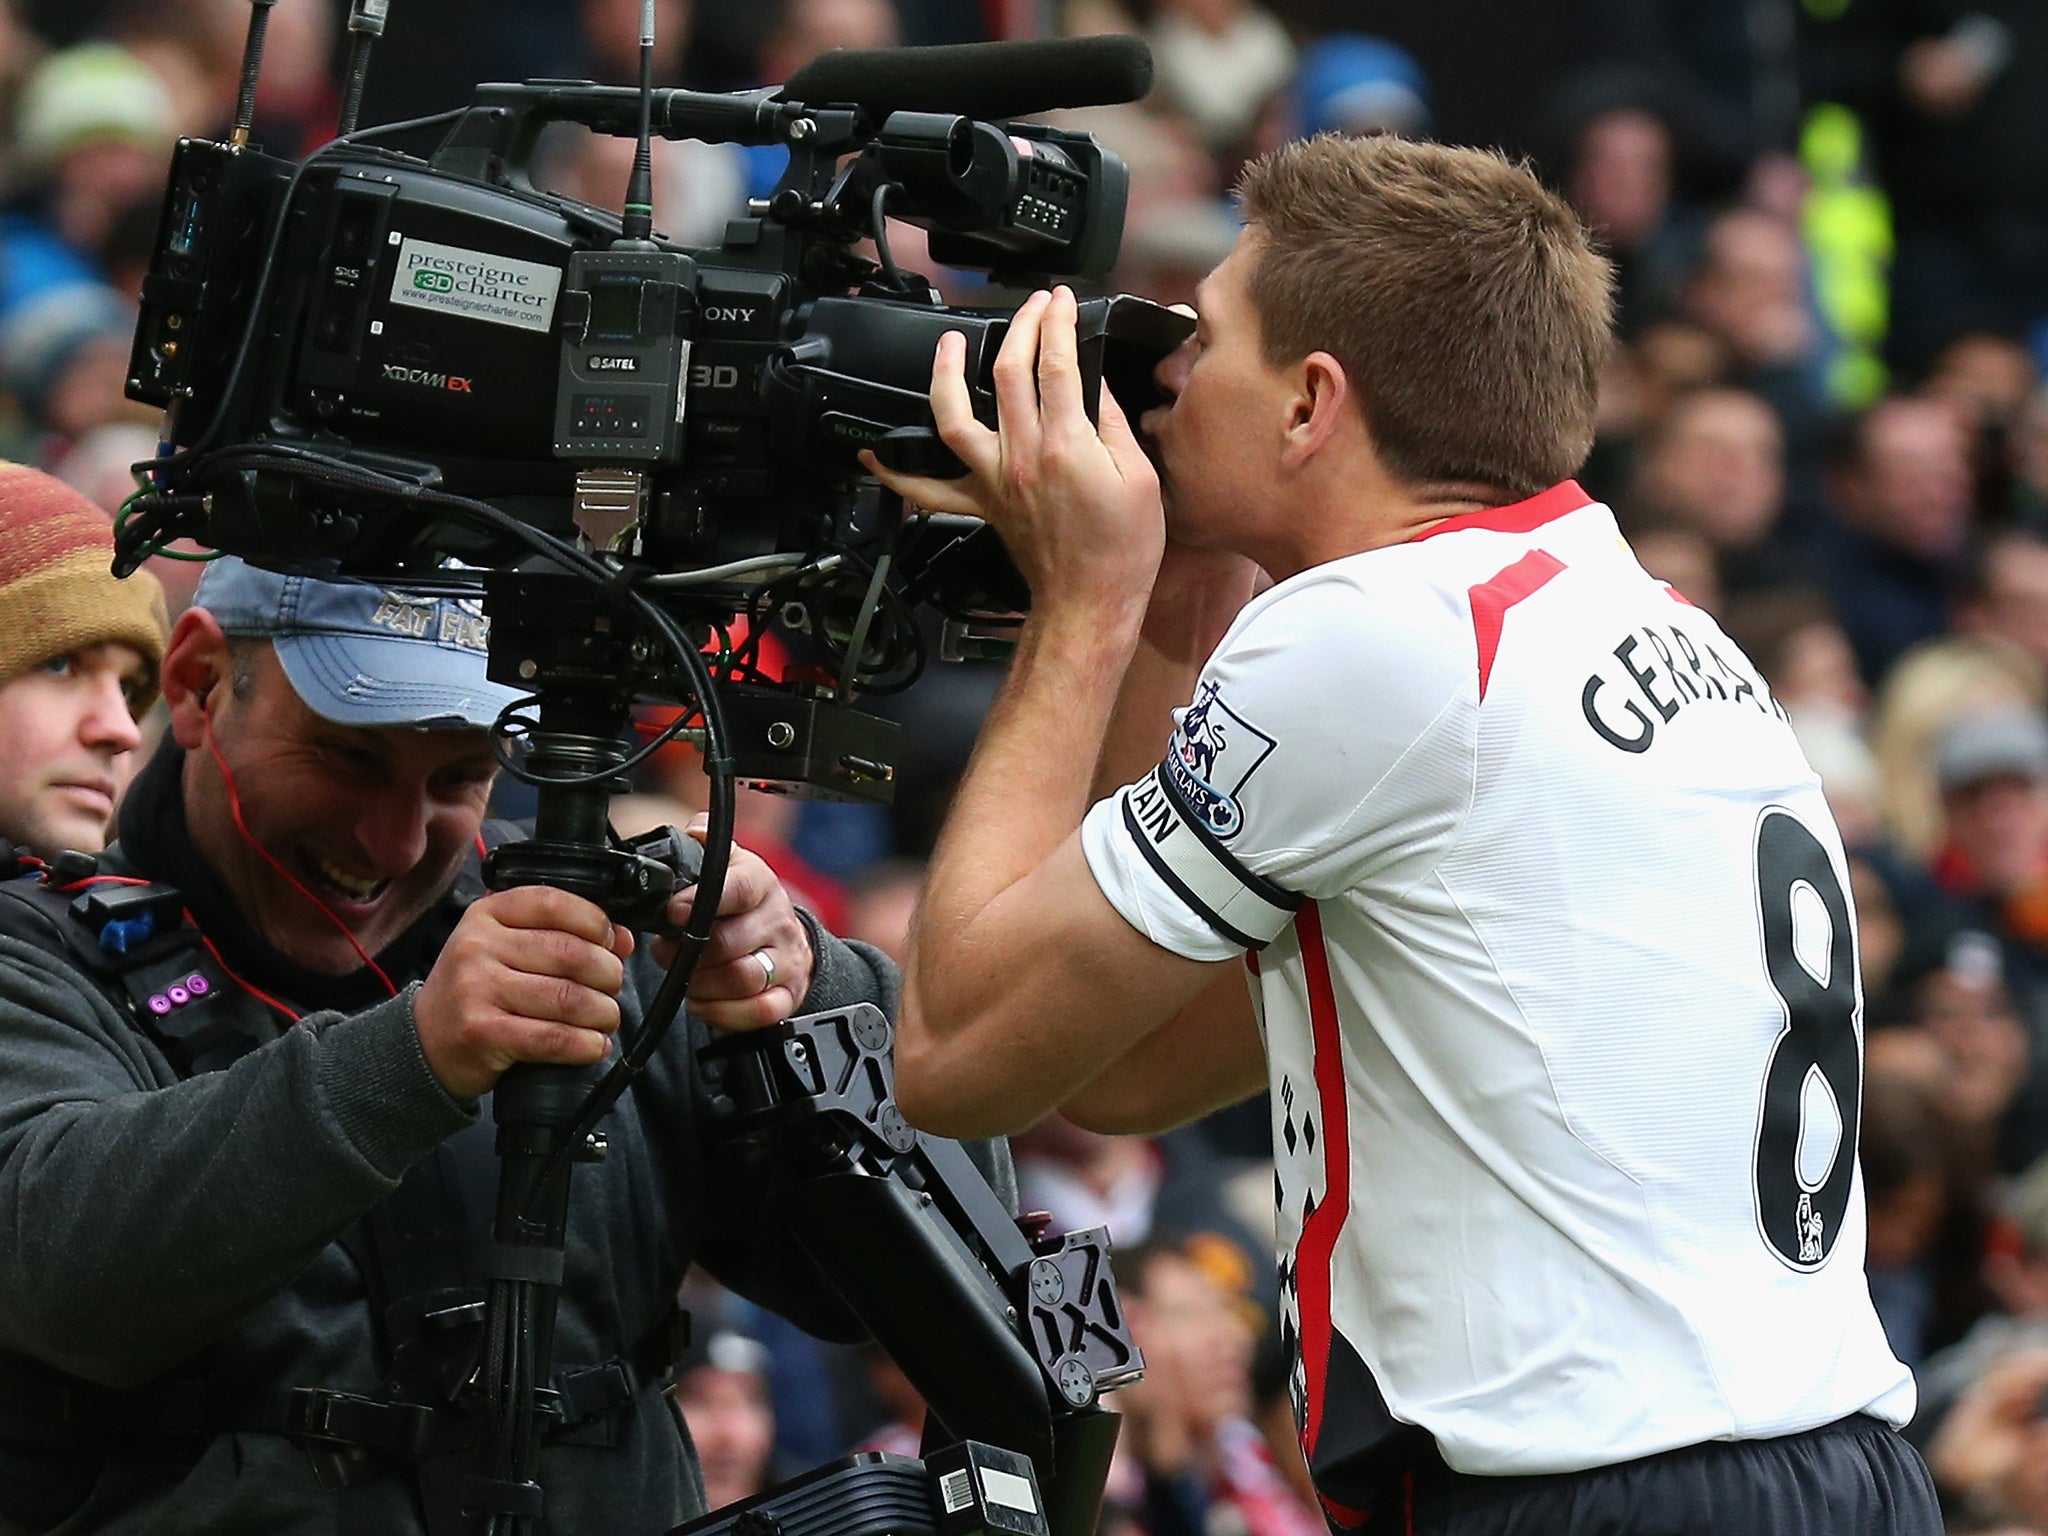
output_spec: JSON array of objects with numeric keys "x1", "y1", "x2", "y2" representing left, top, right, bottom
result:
[
  {"x1": 201, "y1": 714, "x2": 398, "y2": 997},
  {"x1": 192, "y1": 919, "x2": 303, "y2": 1023}
]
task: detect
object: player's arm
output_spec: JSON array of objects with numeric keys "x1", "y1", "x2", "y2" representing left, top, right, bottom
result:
[
  {"x1": 1057, "y1": 966, "x2": 1266, "y2": 1133},
  {"x1": 904, "y1": 833, "x2": 1244, "y2": 1137},
  {"x1": 1050, "y1": 549, "x2": 1270, "y2": 1134},
  {"x1": 864, "y1": 289, "x2": 1226, "y2": 1137}
]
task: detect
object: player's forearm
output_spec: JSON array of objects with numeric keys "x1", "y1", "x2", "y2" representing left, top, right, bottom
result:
[
  {"x1": 899, "y1": 601, "x2": 1144, "y2": 1117},
  {"x1": 928, "y1": 600, "x2": 1143, "y2": 914},
  {"x1": 1091, "y1": 633, "x2": 1199, "y2": 802}
]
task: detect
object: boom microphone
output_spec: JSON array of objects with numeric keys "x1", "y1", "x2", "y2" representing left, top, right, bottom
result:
[{"x1": 782, "y1": 35, "x2": 1154, "y2": 120}]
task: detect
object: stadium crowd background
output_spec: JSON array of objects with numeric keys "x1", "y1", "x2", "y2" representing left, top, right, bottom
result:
[{"x1": 5, "y1": 0, "x2": 2048, "y2": 1529}]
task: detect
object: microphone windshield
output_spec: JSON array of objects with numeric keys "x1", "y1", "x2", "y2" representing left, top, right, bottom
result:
[{"x1": 782, "y1": 35, "x2": 1154, "y2": 119}]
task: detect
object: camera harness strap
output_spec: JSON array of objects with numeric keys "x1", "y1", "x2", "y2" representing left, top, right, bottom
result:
[{"x1": 0, "y1": 838, "x2": 676, "y2": 1536}]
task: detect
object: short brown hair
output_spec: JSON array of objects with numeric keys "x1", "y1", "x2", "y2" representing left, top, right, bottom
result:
[{"x1": 1236, "y1": 135, "x2": 1613, "y2": 499}]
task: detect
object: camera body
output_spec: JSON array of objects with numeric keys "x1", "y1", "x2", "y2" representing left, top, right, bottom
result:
[{"x1": 125, "y1": 82, "x2": 1190, "y2": 621}]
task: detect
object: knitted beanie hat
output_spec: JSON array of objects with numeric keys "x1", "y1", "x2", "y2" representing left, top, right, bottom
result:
[{"x1": 0, "y1": 462, "x2": 168, "y2": 709}]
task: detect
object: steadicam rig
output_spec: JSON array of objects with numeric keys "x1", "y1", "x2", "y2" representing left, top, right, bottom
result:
[{"x1": 111, "y1": 7, "x2": 1162, "y2": 1536}]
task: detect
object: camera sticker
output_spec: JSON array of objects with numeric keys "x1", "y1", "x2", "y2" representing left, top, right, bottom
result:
[{"x1": 389, "y1": 236, "x2": 562, "y2": 334}]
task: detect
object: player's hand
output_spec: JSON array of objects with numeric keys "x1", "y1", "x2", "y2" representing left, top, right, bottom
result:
[
  {"x1": 414, "y1": 885, "x2": 634, "y2": 1100},
  {"x1": 860, "y1": 285, "x2": 1164, "y2": 618},
  {"x1": 649, "y1": 817, "x2": 814, "y2": 1030}
]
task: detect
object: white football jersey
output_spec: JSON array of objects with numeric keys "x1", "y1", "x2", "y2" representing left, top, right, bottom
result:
[{"x1": 1080, "y1": 482, "x2": 1914, "y2": 1502}]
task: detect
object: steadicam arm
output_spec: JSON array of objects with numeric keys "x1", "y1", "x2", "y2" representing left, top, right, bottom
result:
[{"x1": 698, "y1": 1005, "x2": 1141, "y2": 1536}]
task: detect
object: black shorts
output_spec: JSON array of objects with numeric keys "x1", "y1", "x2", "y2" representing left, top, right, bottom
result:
[{"x1": 1398, "y1": 1414, "x2": 1943, "y2": 1536}]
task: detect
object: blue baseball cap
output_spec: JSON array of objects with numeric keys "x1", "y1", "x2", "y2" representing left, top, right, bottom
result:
[
  {"x1": 192, "y1": 557, "x2": 526, "y2": 730},
  {"x1": 1294, "y1": 36, "x2": 1432, "y2": 140}
]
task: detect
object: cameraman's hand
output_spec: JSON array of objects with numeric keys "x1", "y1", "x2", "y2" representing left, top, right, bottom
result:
[
  {"x1": 861, "y1": 285, "x2": 1164, "y2": 618},
  {"x1": 414, "y1": 886, "x2": 634, "y2": 1100},
  {"x1": 649, "y1": 818, "x2": 814, "y2": 1030}
]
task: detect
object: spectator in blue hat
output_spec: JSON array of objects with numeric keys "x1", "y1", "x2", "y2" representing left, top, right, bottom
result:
[
  {"x1": 1290, "y1": 35, "x2": 1431, "y2": 142},
  {"x1": 0, "y1": 557, "x2": 946, "y2": 1534}
]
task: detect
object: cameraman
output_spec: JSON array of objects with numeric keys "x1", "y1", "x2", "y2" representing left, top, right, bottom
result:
[
  {"x1": 865, "y1": 135, "x2": 1940, "y2": 1532},
  {"x1": 0, "y1": 557, "x2": 917, "y2": 1533}
]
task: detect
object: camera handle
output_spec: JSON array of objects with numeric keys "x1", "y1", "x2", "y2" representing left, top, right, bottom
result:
[
  {"x1": 471, "y1": 697, "x2": 674, "y2": 1533},
  {"x1": 425, "y1": 82, "x2": 835, "y2": 195}
]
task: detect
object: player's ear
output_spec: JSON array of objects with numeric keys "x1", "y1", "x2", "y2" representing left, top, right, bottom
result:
[{"x1": 1281, "y1": 352, "x2": 1350, "y2": 469}]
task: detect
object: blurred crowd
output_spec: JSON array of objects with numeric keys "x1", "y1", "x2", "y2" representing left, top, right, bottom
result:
[{"x1": 10, "y1": 0, "x2": 2048, "y2": 1531}]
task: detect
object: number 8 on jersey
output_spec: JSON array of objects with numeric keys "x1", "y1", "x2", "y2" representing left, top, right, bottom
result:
[{"x1": 1751, "y1": 806, "x2": 1862, "y2": 1271}]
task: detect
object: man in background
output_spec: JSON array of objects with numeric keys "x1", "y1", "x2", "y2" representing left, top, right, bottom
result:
[{"x1": 0, "y1": 459, "x2": 164, "y2": 857}]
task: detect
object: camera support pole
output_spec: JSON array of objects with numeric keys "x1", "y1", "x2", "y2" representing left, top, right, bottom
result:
[{"x1": 466, "y1": 573, "x2": 701, "y2": 1535}]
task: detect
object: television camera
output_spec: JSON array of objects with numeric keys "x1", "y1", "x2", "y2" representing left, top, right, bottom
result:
[
  {"x1": 111, "y1": 4, "x2": 1188, "y2": 1535},
  {"x1": 118, "y1": 20, "x2": 1192, "y2": 767}
]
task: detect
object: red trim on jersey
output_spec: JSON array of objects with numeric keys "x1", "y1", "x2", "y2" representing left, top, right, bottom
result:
[
  {"x1": 1294, "y1": 901, "x2": 1350, "y2": 1460},
  {"x1": 1408, "y1": 479, "x2": 1591, "y2": 543},
  {"x1": 1318, "y1": 1489, "x2": 1373, "y2": 1529},
  {"x1": 1664, "y1": 583, "x2": 1699, "y2": 608},
  {"x1": 1245, "y1": 951, "x2": 1260, "y2": 977},
  {"x1": 1467, "y1": 549, "x2": 1566, "y2": 701}
]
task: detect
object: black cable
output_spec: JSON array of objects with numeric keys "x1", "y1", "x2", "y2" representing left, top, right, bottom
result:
[
  {"x1": 337, "y1": 34, "x2": 375, "y2": 136},
  {"x1": 521, "y1": 587, "x2": 733, "y2": 1205},
  {"x1": 489, "y1": 687, "x2": 707, "y2": 789},
  {"x1": 705, "y1": 616, "x2": 736, "y2": 680},
  {"x1": 870, "y1": 181, "x2": 905, "y2": 289}
]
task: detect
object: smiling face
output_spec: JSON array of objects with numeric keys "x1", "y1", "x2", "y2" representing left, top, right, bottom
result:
[
  {"x1": 0, "y1": 643, "x2": 150, "y2": 857},
  {"x1": 170, "y1": 632, "x2": 497, "y2": 975}
]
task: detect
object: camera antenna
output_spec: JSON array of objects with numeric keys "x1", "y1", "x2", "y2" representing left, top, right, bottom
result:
[
  {"x1": 229, "y1": 0, "x2": 279, "y2": 148},
  {"x1": 337, "y1": 0, "x2": 390, "y2": 136},
  {"x1": 619, "y1": 0, "x2": 658, "y2": 244}
]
